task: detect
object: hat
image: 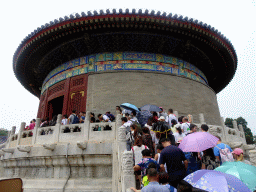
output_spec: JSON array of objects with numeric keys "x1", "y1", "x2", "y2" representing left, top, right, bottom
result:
[
  {"x1": 159, "y1": 107, "x2": 163, "y2": 110},
  {"x1": 232, "y1": 148, "x2": 243, "y2": 156},
  {"x1": 158, "y1": 116, "x2": 165, "y2": 120}
]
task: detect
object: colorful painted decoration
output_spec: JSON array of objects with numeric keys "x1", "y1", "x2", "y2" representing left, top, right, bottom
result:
[{"x1": 41, "y1": 52, "x2": 208, "y2": 94}]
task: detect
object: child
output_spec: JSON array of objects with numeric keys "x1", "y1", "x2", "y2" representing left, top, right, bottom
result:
[
  {"x1": 154, "y1": 144, "x2": 167, "y2": 172},
  {"x1": 133, "y1": 149, "x2": 157, "y2": 189},
  {"x1": 141, "y1": 162, "x2": 157, "y2": 188}
]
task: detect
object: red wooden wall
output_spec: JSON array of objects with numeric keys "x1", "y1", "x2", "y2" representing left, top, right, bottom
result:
[{"x1": 37, "y1": 74, "x2": 88, "y2": 120}]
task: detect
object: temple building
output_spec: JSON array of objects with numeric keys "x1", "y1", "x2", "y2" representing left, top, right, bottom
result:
[{"x1": 13, "y1": 9, "x2": 237, "y2": 125}]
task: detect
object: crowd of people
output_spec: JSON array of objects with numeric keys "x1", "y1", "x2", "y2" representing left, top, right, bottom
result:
[{"x1": 117, "y1": 107, "x2": 251, "y2": 192}]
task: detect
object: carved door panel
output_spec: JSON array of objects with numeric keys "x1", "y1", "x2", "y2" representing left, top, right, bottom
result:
[
  {"x1": 69, "y1": 91, "x2": 85, "y2": 113},
  {"x1": 47, "y1": 102, "x2": 53, "y2": 120},
  {"x1": 67, "y1": 74, "x2": 88, "y2": 115}
]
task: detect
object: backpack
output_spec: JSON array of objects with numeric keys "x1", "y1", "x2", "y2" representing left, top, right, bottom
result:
[
  {"x1": 72, "y1": 114, "x2": 80, "y2": 124},
  {"x1": 216, "y1": 144, "x2": 234, "y2": 163}
]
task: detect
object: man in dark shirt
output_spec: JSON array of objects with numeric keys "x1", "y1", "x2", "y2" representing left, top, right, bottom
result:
[{"x1": 159, "y1": 138, "x2": 188, "y2": 188}]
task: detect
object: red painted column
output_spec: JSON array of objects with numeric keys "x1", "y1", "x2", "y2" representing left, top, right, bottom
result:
[{"x1": 62, "y1": 78, "x2": 71, "y2": 116}]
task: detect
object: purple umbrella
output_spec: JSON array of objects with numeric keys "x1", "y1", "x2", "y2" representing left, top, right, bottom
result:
[
  {"x1": 184, "y1": 170, "x2": 251, "y2": 192},
  {"x1": 178, "y1": 132, "x2": 219, "y2": 152}
]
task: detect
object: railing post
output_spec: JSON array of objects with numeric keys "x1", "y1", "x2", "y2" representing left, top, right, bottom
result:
[
  {"x1": 220, "y1": 117, "x2": 228, "y2": 143},
  {"x1": 174, "y1": 111, "x2": 179, "y2": 119},
  {"x1": 11, "y1": 126, "x2": 16, "y2": 135},
  {"x1": 238, "y1": 124, "x2": 246, "y2": 144},
  {"x1": 32, "y1": 118, "x2": 40, "y2": 145},
  {"x1": 121, "y1": 151, "x2": 136, "y2": 192},
  {"x1": 53, "y1": 114, "x2": 62, "y2": 144},
  {"x1": 83, "y1": 111, "x2": 90, "y2": 140},
  {"x1": 199, "y1": 113, "x2": 206, "y2": 124},
  {"x1": 17, "y1": 122, "x2": 26, "y2": 146}
]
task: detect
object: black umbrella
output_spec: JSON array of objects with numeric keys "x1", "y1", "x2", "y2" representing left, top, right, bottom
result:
[{"x1": 141, "y1": 104, "x2": 161, "y2": 112}]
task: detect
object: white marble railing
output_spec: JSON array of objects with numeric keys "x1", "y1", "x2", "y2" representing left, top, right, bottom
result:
[
  {"x1": 38, "y1": 126, "x2": 54, "y2": 136},
  {"x1": 10, "y1": 134, "x2": 18, "y2": 141}
]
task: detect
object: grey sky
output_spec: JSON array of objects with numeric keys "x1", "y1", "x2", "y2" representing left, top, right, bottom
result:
[{"x1": 0, "y1": 0, "x2": 255, "y2": 135}]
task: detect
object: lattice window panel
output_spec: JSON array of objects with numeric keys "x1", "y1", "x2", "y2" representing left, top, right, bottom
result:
[
  {"x1": 72, "y1": 78, "x2": 84, "y2": 87},
  {"x1": 70, "y1": 92, "x2": 82, "y2": 112},
  {"x1": 48, "y1": 83, "x2": 65, "y2": 96}
]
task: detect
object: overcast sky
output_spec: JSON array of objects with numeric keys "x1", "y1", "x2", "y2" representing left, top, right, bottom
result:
[{"x1": 0, "y1": 0, "x2": 255, "y2": 135}]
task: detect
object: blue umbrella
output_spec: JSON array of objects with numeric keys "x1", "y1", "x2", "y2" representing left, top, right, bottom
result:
[
  {"x1": 140, "y1": 104, "x2": 161, "y2": 112},
  {"x1": 120, "y1": 103, "x2": 139, "y2": 112}
]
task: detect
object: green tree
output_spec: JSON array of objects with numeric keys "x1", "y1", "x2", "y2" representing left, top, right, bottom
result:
[
  {"x1": 0, "y1": 128, "x2": 8, "y2": 136},
  {"x1": 225, "y1": 117, "x2": 255, "y2": 144},
  {"x1": 224, "y1": 118, "x2": 234, "y2": 128}
]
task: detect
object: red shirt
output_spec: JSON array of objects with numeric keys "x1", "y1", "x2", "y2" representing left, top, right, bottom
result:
[{"x1": 29, "y1": 122, "x2": 35, "y2": 130}]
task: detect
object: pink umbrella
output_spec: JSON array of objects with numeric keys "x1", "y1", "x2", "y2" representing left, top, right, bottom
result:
[{"x1": 178, "y1": 132, "x2": 219, "y2": 152}]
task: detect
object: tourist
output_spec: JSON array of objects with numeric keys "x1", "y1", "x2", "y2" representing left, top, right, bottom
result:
[
  {"x1": 68, "y1": 110, "x2": 79, "y2": 124},
  {"x1": 186, "y1": 124, "x2": 197, "y2": 135},
  {"x1": 130, "y1": 168, "x2": 169, "y2": 192},
  {"x1": 213, "y1": 136, "x2": 233, "y2": 164},
  {"x1": 141, "y1": 162, "x2": 157, "y2": 189},
  {"x1": 177, "y1": 180, "x2": 208, "y2": 192},
  {"x1": 61, "y1": 115, "x2": 68, "y2": 125},
  {"x1": 184, "y1": 151, "x2": 201, "y2": 175},
  {"x1": 131, "y1": 111, "x2": 138, "y2": 122},
  {"x1": 49, "y1": 115, "x2": 57, "y2": 126},
  {"x1": 170, "y1": 119, "x2": 178, "y2": 134},
  {"x1": 157, "y1": 107, "x2": 168, "y2": 119},
  {"x1": 152, "y1": 112, "x2": 158, "y2": 123},
  {"x1": 132, "y1": 137, "x2": 148, "y2": 187},
  {"x1": 133, "y1": 149, "x2": 158, "y2": 184},
  {"x1": 116, "y1": 106, "x2": 122, "y2": 114},
  {"x1": 232, "y1": 148, "x2": 251, "y2": 165},
  {"x1": 90, "y1": 112, "x2": 95, "y2": 118},
  {"x1": 102, "y1": 113, "x2": 111, "y2": 122},
  {"x1": 159, "y1": 172, "x2": 175, "y2": 192},
  {"x1": 142, "y1": 127, "x2": 154, "y2": 156},
  {"x1": 154, "y1": 116, "x2": 175, "y2": 146},
  {"x1": 159, "y1": 138, "x2": 188, "y2": 188},
  {"x1": 29, "y1": 119, "x2": 36, "y2": 130},
  {"x1": 181, "y1": 117, "x2": 190, "y2": 135},
  {"x1": 41, "y1": 117, "x2": 49, "y2": 127},
  {"x1": 177, "y1": 116, "x2": 184, "y2": 124},
  {"x1": 144, "y1": 117, "x2": 153, "y2": 130},
  {"x1": 154, "y1": 144, "x2": 167, "y2": 172},
  {"x1": 106, "y1": 111, "x2": 115, "y2": 121},
  {"x1": 201, "y1": 124, "x2": 209, "y2": 132},
  {"x1": 126, "y1": 123, "x2": 141, "y2": 147},
  {"x1": 40, "y1": 119, "x2": 44, "y2": 127},
  {"x1": 97, "y1": 114, "x2": 104, "y2": 122},
  {"x1": 90, "y1": 117, "x2": 95, "y2": 123},
  {"x1": 165, "y1": 109, "x2": 177, "y2": 127},
  {"x1": 121, "y1": 117, "x2": 132, "y2": 150},
  {"x1": 201, "y1": 148, "x2": 220, "y2": 170},
  {"x1": 79, "y1": 111, "x2": 85, "y2": 123},
  {"x1": 125, "y1": 113, "x2": 133, "y2": 126},
  {"x1": 173, "y1": 126, "x2": 186, "y2": 146}
]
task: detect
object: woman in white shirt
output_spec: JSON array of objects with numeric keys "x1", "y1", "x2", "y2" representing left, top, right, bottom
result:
[{"x1": 173, "y1": 126, "x2": 186, "y2": 146}]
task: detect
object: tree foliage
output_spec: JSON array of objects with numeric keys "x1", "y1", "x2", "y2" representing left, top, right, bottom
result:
[
  {"x1": 225, "y1": 118, "x2": 234, "y2": 128},
  {"x1": 0, "y1": 128, "x2": 8, "y2": 136},
  {"x1": 225, "y1": 117, "x2": 255, "y2": 144}
]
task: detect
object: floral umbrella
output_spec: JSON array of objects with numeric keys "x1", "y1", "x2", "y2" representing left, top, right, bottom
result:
[{"x1": 184, "y1": 170, "x2": 251, "y2": 192}]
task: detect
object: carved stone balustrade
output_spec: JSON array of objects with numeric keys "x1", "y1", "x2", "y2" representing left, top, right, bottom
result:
[
  {"x1": 121, "y1": 151, "x2": 135, "y2": 192},
  {"x1": 17, "y1": 146, "x2": 31, "y2": 153},
  {"x1": 248, "y1": 150, "x2": 256, "y2": 166}
]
